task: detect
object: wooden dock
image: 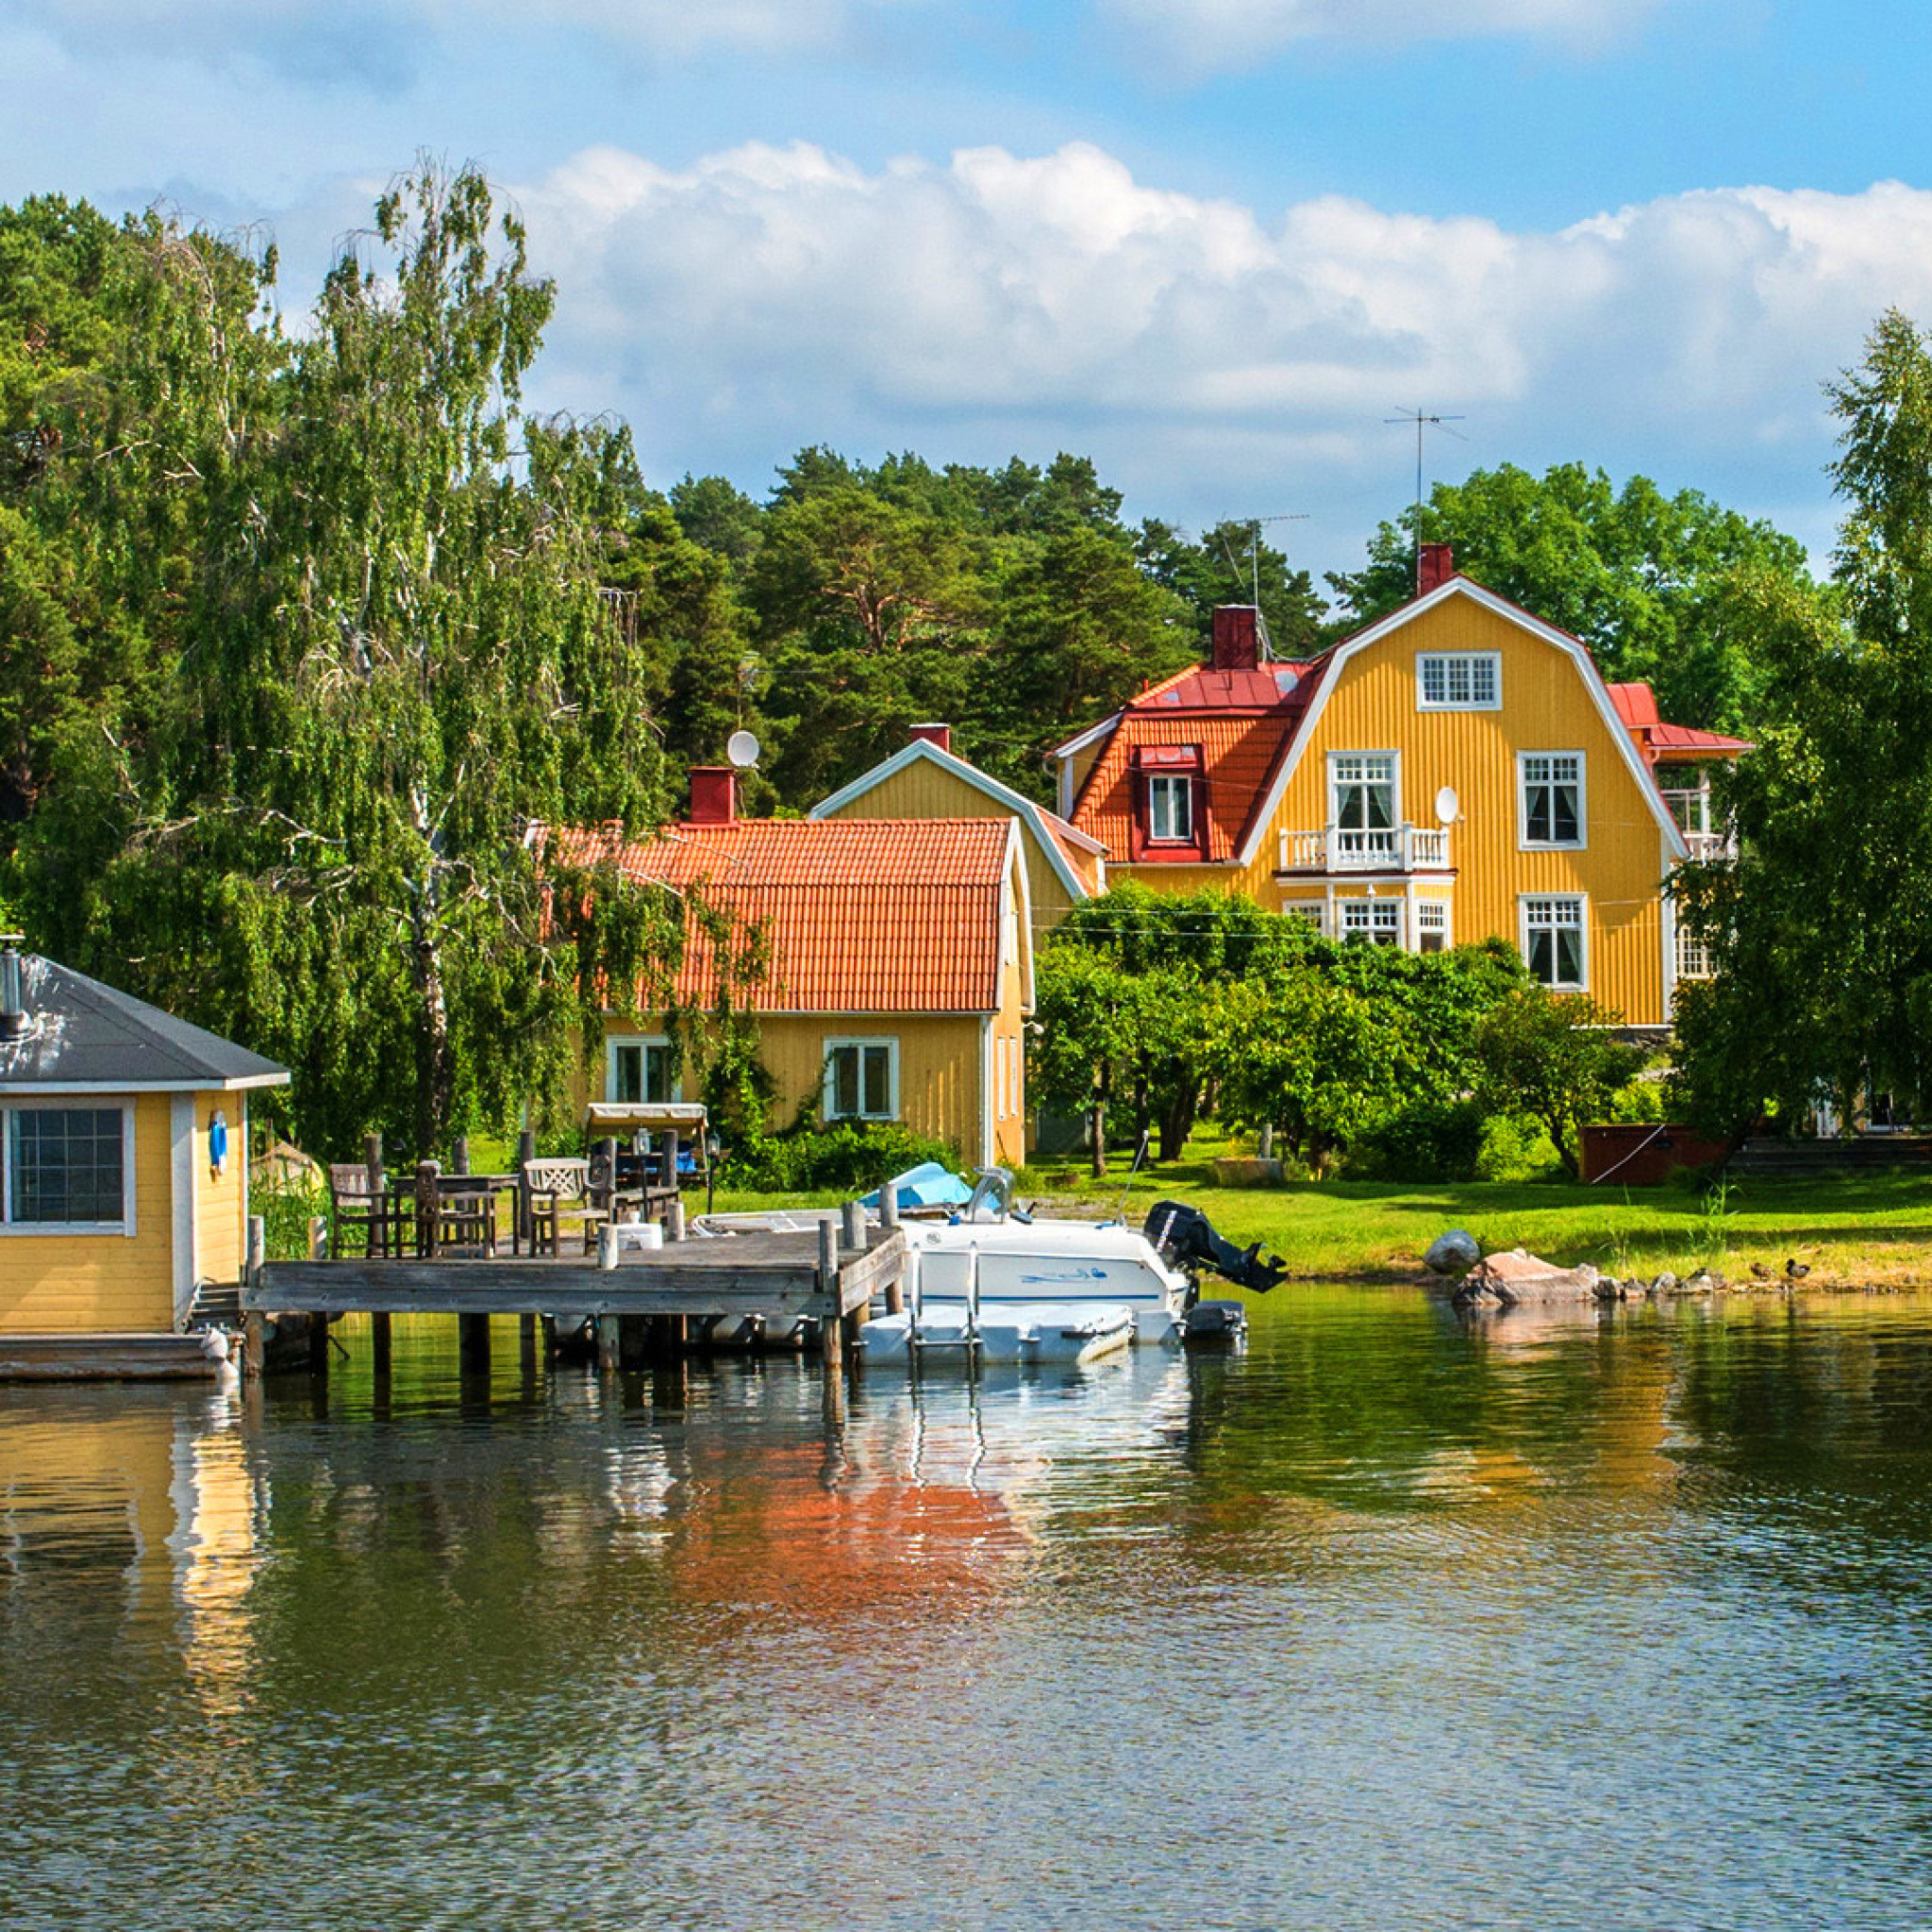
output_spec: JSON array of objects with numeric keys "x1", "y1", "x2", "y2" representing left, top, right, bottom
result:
[{"x1": 242, "y1": 1208, "x2": 908, "y2": 1381}]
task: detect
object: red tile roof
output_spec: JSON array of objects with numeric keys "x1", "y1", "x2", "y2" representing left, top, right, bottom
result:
[
  {"x1": 1068, "y1": 658, "x2": 1324, "y2": 862},
  {"x1": 552, "y1": 819, "x2": 1015, "y2": 1013},
  {"x1": 1607, "y1": 683, "x2": 1754, "y2": 763}
]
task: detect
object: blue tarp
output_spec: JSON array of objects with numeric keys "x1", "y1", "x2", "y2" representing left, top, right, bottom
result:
[{"x1": 860, "y1": 1161, "x2": 974, "y2": 1209}]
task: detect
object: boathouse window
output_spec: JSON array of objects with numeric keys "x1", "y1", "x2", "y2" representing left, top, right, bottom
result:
[
  {"x1": 1340, "y1": 899, "x2": 1403, "y2": 946},
  {"x1": 1520, "y1": 753, "x2": 1586, "y2": 848},
  {"x1": 1147, "y1": 774, "x2": 1193, "y2": 842},
  {"x1": 1521, "y1": 896, "x2": 1588, "y2": 990},
  {"x1": 607, "y1": 1035, "x2": 677, "y2": 1105},
  {"x1": 3, "y1": 1104, "x2": 132, "y2": 1230},
  {"x1": 824, "y1": 1039, "x2": 897, "y2": 1121},
  {"x1": 1416, "y1": 651, "x2": 1500, "y2": 710}
]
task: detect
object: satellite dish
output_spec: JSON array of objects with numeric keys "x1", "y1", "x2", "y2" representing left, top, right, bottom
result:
[
  {"x1": 1434, "y1": 786, "x2": 1459, "y2": 826},
  {"x1": 726, "y1": 730, "x2": 761, "y2": 770}
]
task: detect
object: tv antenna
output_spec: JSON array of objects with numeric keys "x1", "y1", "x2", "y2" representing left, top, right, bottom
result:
[
  {"x1": 1385, "y1": 408, "x2": 1466, "y2": 591},
  {"x1": 1211, "y1": 511, "x2": 1308, "y2": 659}
]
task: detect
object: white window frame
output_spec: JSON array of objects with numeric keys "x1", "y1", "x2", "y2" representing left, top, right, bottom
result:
[
  {"x1": 1283, "y1": 903, "x2": 1325, "y2": 934},
  {"x1": 1519, "y1": 751, "x2": 1588, "y2": 850},
  {"x1": 1415, "y1": 901, "x2": 1452, "y2": 953},
  {"x1": 1328, "y1": 751, "x2": 1400, "y2": 831},
  {"x1": 1339, "y1": 898, "x2": 1404, "y2": 947},
  {"x1": 1520, "y1": 895, "x2": 1589, "y2": 991},
  {"x1": 0, "y1": 1099, "x2": 138, "y2": 1237},
  {"x1": 1416, "y1": 651, "x2": 1501, "y2": 711},
  {"x1": 605, "y1": 1034, "x2": 680, "y2": 1106},
  {"x1": 824, "y1": 1037, "x2": 899, "y2": 1122},
  {"x1": 1146, "y1": 773, "x2": 1194, "y2": 843}
]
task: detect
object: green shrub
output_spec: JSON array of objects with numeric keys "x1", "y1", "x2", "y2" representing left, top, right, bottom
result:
[
  {"x1": 1474, "y1": 1111, "x2": 1563, "y2": 1182},
  {"x1": 726, "y1": 1121, "x2": 960, "y2": 1195},
  {"x1": 1348, "y1": 1098, "x2": 1489, "y2": 1181}
]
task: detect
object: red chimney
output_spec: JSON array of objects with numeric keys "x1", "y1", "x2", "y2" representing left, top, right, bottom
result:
[
  {"x1": 908, "y1": 722, "x2": 952, "y2": 753},
  {"x1": 1210, "y1": 606, "x2": 1260, "y2": 672},
  {"x1": 1417, "y1": 542, "x2": 1456, "y2": 594},
  {"x1": 688, "y1": 766, "x2": 736, "y2": 825}
]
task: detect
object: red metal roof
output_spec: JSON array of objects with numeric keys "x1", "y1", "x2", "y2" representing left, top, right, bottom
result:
[
  {"x1": 552, "y1": 819, "x2": 1015, "y2": 1013},
  {"x1": 1607, "y1": 682, "x2": 1754, "y2": 763}
]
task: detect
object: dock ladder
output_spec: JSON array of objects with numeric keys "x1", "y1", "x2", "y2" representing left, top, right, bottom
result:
[{"x1": 908, "y1": 1241, "x2": 981, "y2": 1361}]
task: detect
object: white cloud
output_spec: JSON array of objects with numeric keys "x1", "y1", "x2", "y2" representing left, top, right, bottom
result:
[
  {"x1": 1098, "y1": 0, "x2": 1670, "y2": 76},
  {"x1": 507, "y1": 140, "x2": 1932, "y2": 569}
]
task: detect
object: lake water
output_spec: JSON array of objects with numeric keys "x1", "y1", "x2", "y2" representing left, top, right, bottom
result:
[{"x1": 5, "y1": 1289, "x2": 1932, "y2": 1931}]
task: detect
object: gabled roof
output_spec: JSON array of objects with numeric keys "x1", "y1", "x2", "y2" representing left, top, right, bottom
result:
[
  {"x1": 808, "y1": 738, "x2": 1105, "y2": 903},
  {"x1": 1607, "y1": 683, "x2": 1755, "y2": 763},
  {"x1": 551, "y1": 818, "x2": 1026, "y2": 1014},
  {"x1": 0, "y1": 957, "x2": 291, "y2": 1092}
]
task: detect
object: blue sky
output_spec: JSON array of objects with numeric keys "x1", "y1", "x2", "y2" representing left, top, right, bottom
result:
[{"x1": 4, "y1": 0, "x2": 1928, "y2": 590}]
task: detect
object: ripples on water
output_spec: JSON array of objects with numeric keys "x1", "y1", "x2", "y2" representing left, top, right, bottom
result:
[{"x1": 6, "y1": 1292, "x2": 1932, "y2": 1930}]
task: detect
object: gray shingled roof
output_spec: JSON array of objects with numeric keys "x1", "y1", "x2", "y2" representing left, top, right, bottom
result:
[{"x1": 0, "y1": 956, "x2": 290, "y2": 1091}]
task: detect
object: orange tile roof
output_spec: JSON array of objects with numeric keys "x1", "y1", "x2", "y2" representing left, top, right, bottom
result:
[
  {"x1": 1069, "y1": 658, "x2": 1324, "y2": 863},
  {"x1": 552, "y1": 818, "x2": 1014, "y2": 1013}
]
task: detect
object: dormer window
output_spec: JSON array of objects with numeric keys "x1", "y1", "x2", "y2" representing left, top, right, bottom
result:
[
  {"x1": 1148, "y1": 774, "x2": 1193, "y2": 842},
  {"x1": 1129, "y1": 744, "x2": 1207, "y2": 859}
]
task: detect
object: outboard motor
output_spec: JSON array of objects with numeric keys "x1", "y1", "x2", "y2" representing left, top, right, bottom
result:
[{"x1": 1143, "y1": 1200, "x2": 1287, "y2": 1295}]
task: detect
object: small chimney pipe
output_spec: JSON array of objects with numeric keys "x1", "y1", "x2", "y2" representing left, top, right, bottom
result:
[
  {"x1": 1210, "y1": 606, "x2": 1260, "y2": 673},
  {"x1": 1417, "y1": 542, "x2": 1456, "y2": 595},
  {"x1": 687, "y1": 767, "x2": 737, "y2": 825},
  {"x1": 908, "y1": 723, "x2": 952, "y2": 753},
  {"x1": 0, "y1": 938, "x2": 29, "y2": 1042}
]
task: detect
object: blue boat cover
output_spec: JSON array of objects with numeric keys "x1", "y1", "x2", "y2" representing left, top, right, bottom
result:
[{"x1": 860, "y1": 1161, "x2": 973, "y2": 1209}]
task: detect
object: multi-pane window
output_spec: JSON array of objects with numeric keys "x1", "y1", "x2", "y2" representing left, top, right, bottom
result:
[
  {"x1": 1416, "y1": 902, "x2": 1450, "y2": 954},
  {"x1": 1340, "y1": 899, "x2": 1403, "y2": 946},
  {"x1": 1522, "y1": 753, "x2": 1585, "y2": 846},
  {"x1": 1285, "y1": 904, "x2": 1324, "y2": 933},
  {"x1": 8, "y1": 1107, "x2": 125, "y2": 1225},
  {"x1": 1417, "y1": 652, "x2": 1500, "y2": 709},
  {"x1": 1331, "y1": 755, "x2": 1396, "y2": 833},
  {"x1": 608, "y1": 1037, "x2": 676, "y2": 1105},
  {"x1": 1147, "y1": 774, "x2": 1193, "y2": 841},
  {"x1": 1522, "y1": 897, "x2": 1587, "y2": 989},
  {"x1": 825, "y1": 1039, "x2": 897, "y2": 1120}
]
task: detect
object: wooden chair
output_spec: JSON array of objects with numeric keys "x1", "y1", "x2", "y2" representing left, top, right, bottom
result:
[
  {"x1": 524, "y1": 1158, "x2": 608, "y2": 1256},
  {"x1": 327, "y1": 1164, "x2": 387, "y2": 1257}
]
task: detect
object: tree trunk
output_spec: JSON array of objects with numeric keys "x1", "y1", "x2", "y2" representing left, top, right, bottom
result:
[
  {"x1": 1158, "y1": 1083, "x2": 1197, "y2": 1164},
  {"x1": 1089, "y1": 1097, "x2": 1107, "y2": 1179},
  {"x1": 411, "y1": 908, "x2": 452, "y2": 1157}
]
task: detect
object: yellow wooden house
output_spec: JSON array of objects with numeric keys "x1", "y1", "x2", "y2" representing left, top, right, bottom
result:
[
  {"x1": 809, "y1": 723, "x2": 1106, "y2": 932},
  {"x1": 0, "y1": 946, "x2": 290, "y2": 1348},
  {"x1": 556, "y1": 771, "x2": 1035, "y2": 1166},
  {"x1": 1054, "y1": 550, "x2": 1748, "y2": 1027}
]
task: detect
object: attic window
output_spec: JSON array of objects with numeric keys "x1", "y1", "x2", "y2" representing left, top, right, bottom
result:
[
  {"x1": 1417, "y1": 652, "x2": 1500, "y2": 710},
  {"x1": 1131, "y1": 744, "x2": 1205, "y2": 852}
]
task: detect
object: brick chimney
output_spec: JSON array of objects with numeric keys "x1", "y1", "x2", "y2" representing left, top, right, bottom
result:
[
  {"x1": 1210, "y1": 606, "x2": 1260, "y2": 672},
  {"x1": 1417, "y1": 542, "x2": 1456, "y2": 594},
  {"x1": 908, "y1": 722, "x2": 952, "y2": 753},
  {"x1": 687, "y1": 766, "x2": 736, "y2": 825}
]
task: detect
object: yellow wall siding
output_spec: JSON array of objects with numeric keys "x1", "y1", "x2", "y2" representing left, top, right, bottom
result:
[
  {"x1": 193, "y1": 1091, "x2": 247, "y2": 1290},
  {"x1": 0, "y1": 1092, "x2": 178, "y2": 1335},
  {"x1": 818, "y1": 762, "x2": 1082, "y2": 930}
]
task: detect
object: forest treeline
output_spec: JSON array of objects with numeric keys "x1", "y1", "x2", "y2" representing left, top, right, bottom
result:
[{"x1": 0, "y1": 165, "x2": 1839, "y2": 1154}]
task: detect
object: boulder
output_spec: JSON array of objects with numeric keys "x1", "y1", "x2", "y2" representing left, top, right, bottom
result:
[
  {"x1": 1446, "y1": 1247, "x2": 1602, "y2": 1305},
  {"x1": 1424, "y1": 1229, "x2": 1483, "y2": 1278}
]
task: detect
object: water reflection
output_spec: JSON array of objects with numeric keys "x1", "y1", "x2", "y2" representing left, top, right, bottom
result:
[{"x1": 4, "y1": 1296, "x2": 1932, "y2": 1930}]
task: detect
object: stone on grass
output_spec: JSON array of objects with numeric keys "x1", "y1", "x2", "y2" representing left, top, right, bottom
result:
[{"x1": 1424, "y1": 1229, "x2": 1483, "y2": 1278}]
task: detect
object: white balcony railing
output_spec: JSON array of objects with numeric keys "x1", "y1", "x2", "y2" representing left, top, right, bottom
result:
[
  {"x1": 1277, "y1": 824, "x2": 1452, "y2": 874},
  {"x1": 1680, "y1": 830, "x2": 1736, "y2": 862}
]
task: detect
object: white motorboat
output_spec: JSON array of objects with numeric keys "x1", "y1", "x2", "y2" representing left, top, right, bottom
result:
[{"x1": 859, "y1": 1168, "x2": 1189, "y2": 1365}]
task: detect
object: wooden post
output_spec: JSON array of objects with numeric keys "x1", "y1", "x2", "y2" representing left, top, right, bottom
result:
[
  {"x1": 516, "y1": 1127, "x2": 536, "y2": 1250},
  {"x1": 841, "y1": 1198, "x2": 866, "y2": 1250},
  {"x1": 459, "y1": 1312, "x2": 490, "y2": 1374},
  {"x1": 242, "y1": 1215, "x2": 266, "y2": 1378},
  {"x1": 666, "y1": 1197, "x2": 686, "y2": 1244},
  {"x1": 452, "y1": 1135, "x2": 470, "y2": 1176},
  {"x1": 364, "y1": 1132, "x2": 385, "y2": 1256},
  {"x1": 662, "y1": 1198, "x2": 687, "y2": 1352},
  {"x1": 519, "y1": 1312, "x2": 538, "y2": 1374},
  {"x1": 372, "y1": 1311, "x2": 391, "y2": 1376},
  {"x1": 308, "y1": 1215, "x2": 328, "y2": 1260},
  {"x1": 596, "y1": 1314, "x2": 620, "y2": 1374},
  {"x1": 879, "y1": 1186, "x2": 904, "y2": 1313},
  {"x1": 594, "y1": 1136, "x2": 618, "y2": 1211},
  {"x1": 416, "y1": 1159, "x2": 440, "y2": 1258},
  {"x1": 307, "y1": 1309, "x2": 329, "y2": 1376},
  {"x1": 818, "y1": 1219, "x2": 843, "y2": 1374}
]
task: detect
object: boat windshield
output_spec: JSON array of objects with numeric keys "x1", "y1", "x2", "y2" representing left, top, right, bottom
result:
[{"x1": 960, "y1": 1167, "x2": 1015, "y2": 1224}]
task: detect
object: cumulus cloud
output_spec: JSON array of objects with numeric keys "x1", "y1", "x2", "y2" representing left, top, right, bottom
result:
[
  {"x1": 1099, "y1": 0, "x2": 1671, "y2": 76},
  {"x1": 505, "y1": 141, "x2": 1930, "y2": 563},
  {"x1": 0, "y1": 0, "x2": 917, "y2": 85}
]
